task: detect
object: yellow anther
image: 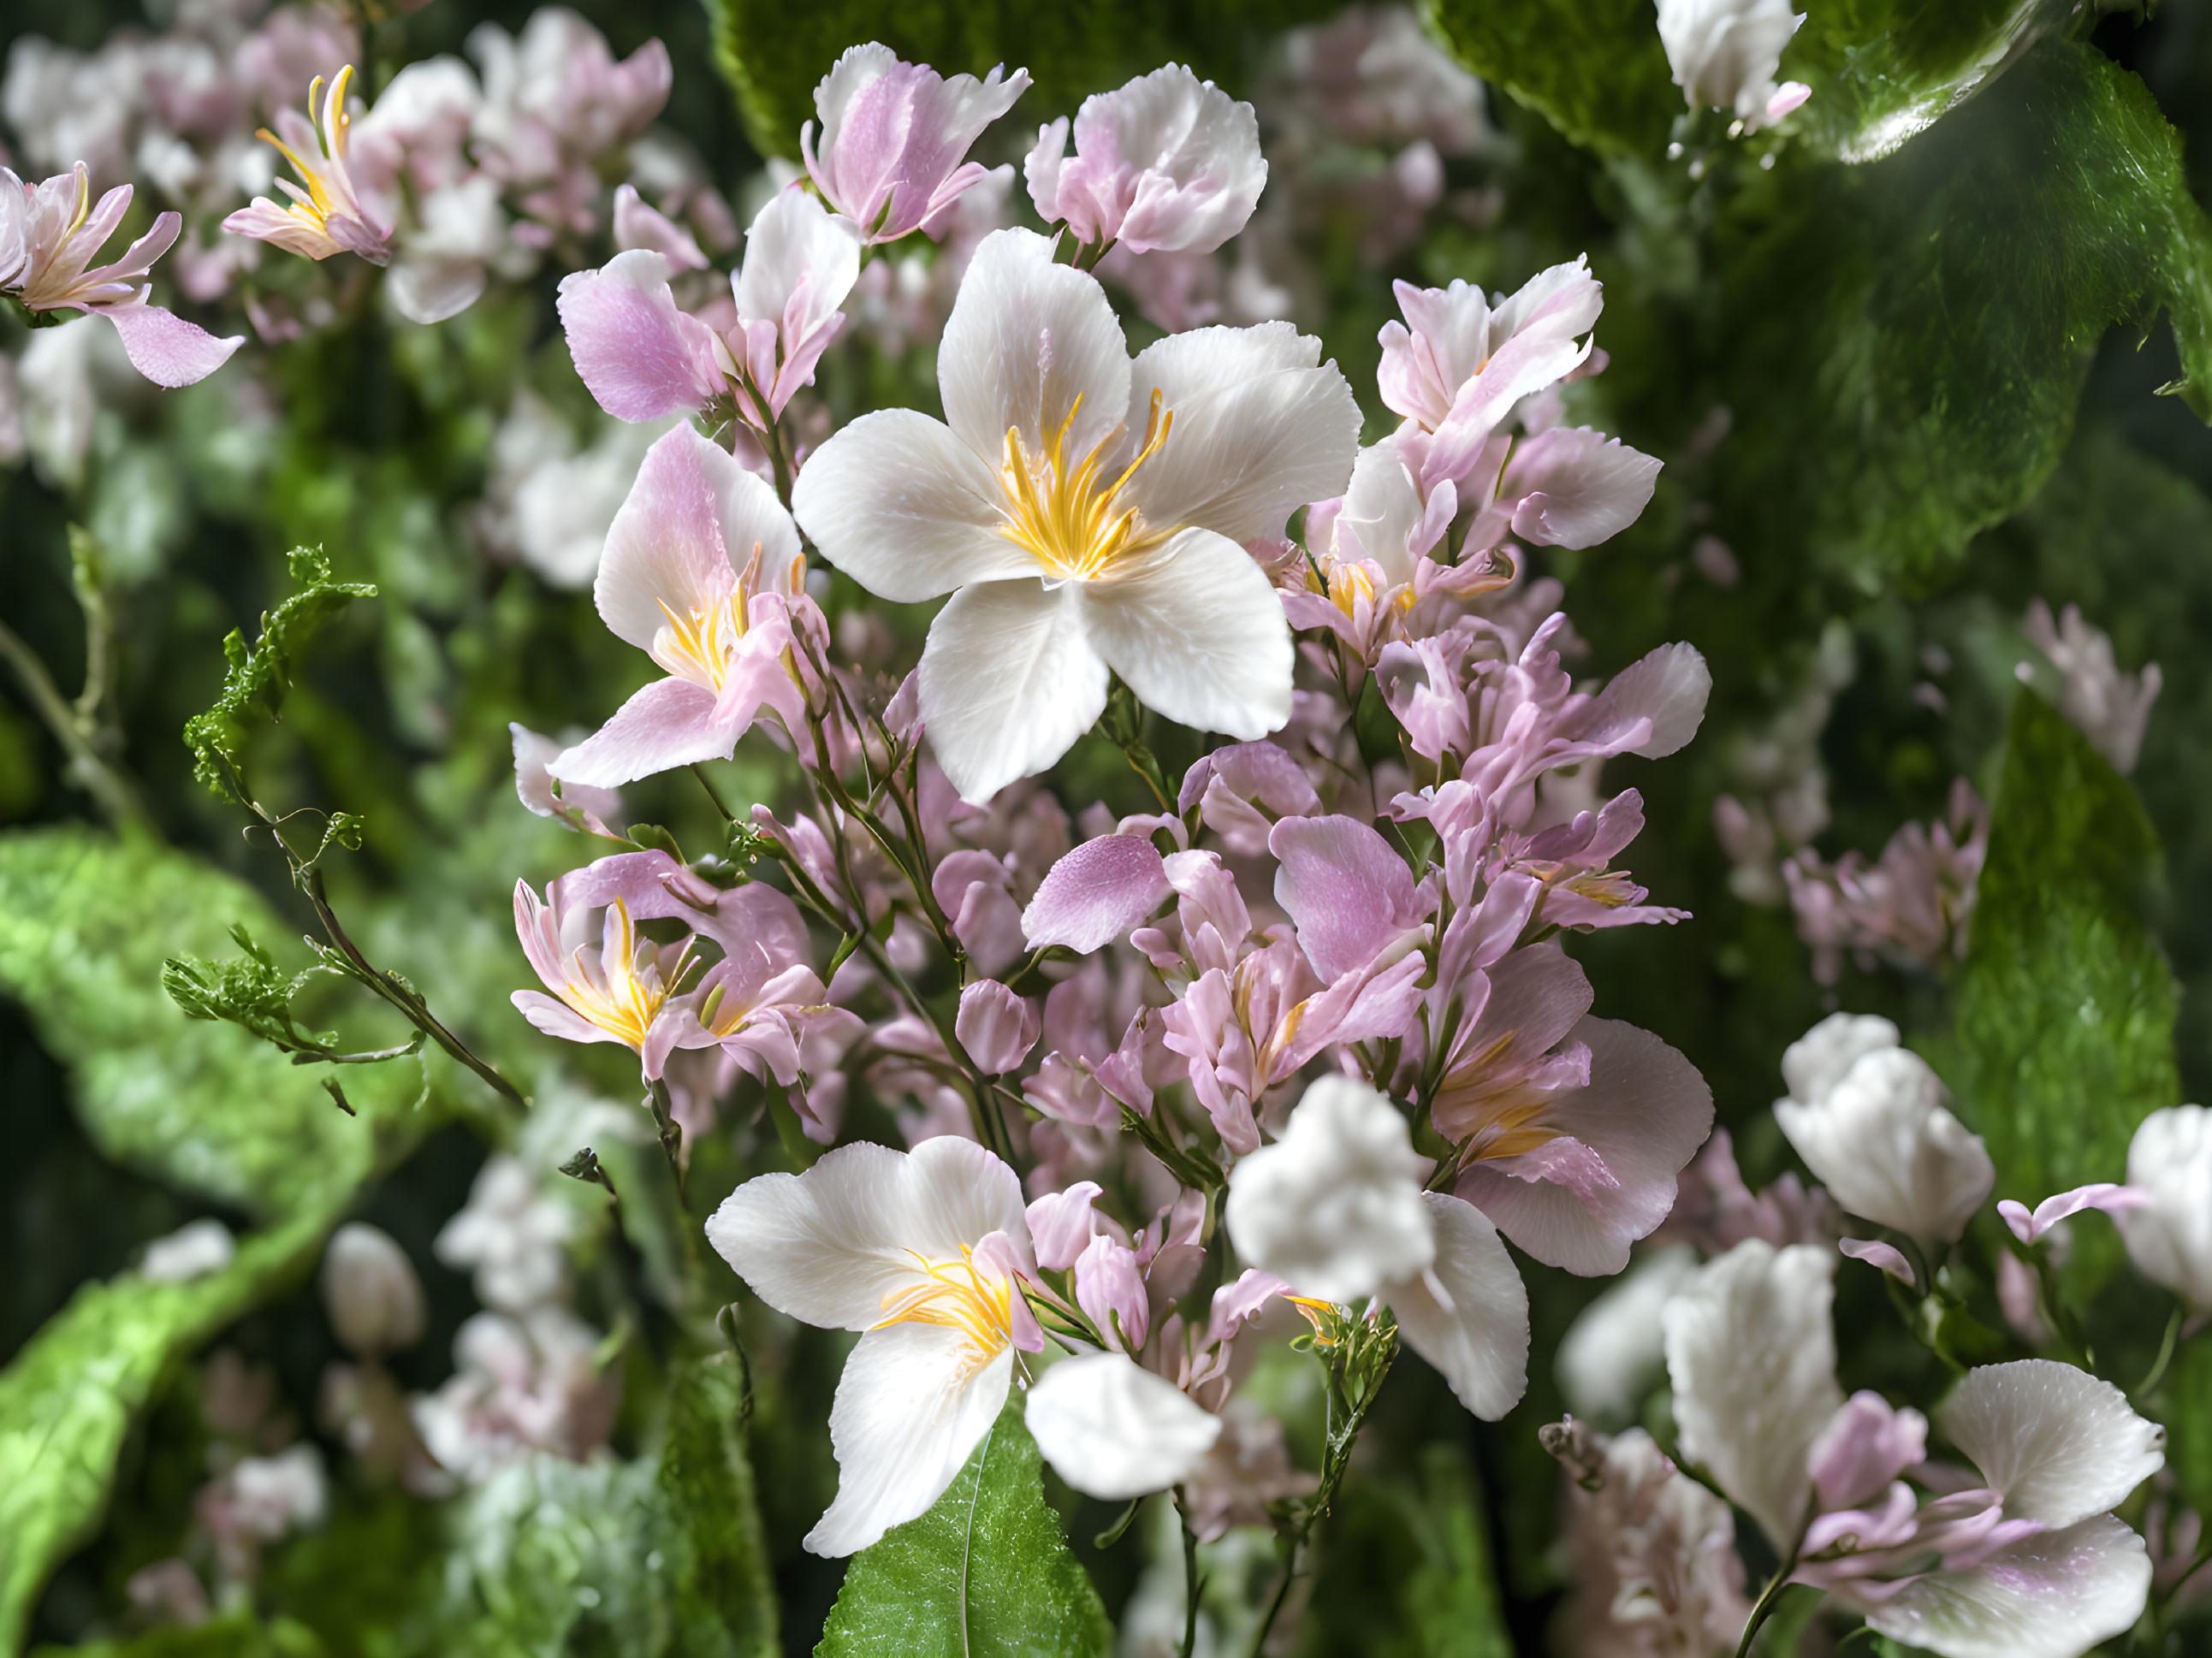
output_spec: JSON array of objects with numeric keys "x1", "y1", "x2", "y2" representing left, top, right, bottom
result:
[
  {"x1": 871, "y1": 1247, "x2": 1019, "y2": 1355},
  {"x1": 996, "y1": 389, "x2": 1175, "y2": 581}
]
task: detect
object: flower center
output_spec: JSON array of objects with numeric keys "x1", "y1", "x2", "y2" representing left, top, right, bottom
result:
[
  {"x1": 553, "y1": 899, "x2": 686, "y2": 1051},
  {"x1": 872, "y1": 1247, "x2": 1018, "y2": 1355},
  {"x1": 996, "y1": 390, "x2": 1175, "y2": 581},
  {"x1": 257, "y1": 65, "x2": 355, "y2": 235}
]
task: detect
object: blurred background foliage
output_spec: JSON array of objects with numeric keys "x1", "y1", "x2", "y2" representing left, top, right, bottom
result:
[{"x1": 2, "y1": 0, "x2": 2210, "y2": 1652}]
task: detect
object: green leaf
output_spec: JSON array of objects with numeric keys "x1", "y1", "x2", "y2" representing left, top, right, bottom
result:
[
  {"x1": 1952, "y1": 690, "x2": 2179, "y2": 1199},
  {"x1": 1426, "y1": 0, "x2": 1678, "y2": 157},
  {"x1": 1714, "y1": 38, "x2": 2212, "y2": 589},
  {"x1": 655, "y1": 1353, "x2": 778, "y2": 1658},
  {"x1": 815, "y1": 1404, "x2": 1112, "y2": 1658},
  {"x1": 0, "y1": 1209, "x2": 337, "y2": 1655},
  {"x1": 182, "y1": 545, "x2": 374, "y2": 802},
  {"x1": 705, "y1": 0, "x2": 1338, "y2": 158},
  {"x1": 1787, "y1": 0, "x2": 2067, "y2": 163},
  {"x1": 0, "y1": 828, "x2": 424, "y2": 1221}
]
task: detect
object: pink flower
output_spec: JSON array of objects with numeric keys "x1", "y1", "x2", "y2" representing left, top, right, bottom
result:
[
  {"x1": 1378, "y1": 260, "x2": 1602, "y2": 438},
  {"x1": 511, "y1": 865, "x2": 715, "y2": 1080},
  {"x1": 222, "y1": 66, "x2": 394, "y2": 264},
  {"x1": 956, "y1": 980, "x2": 1041, "y2": 1075},
  {"x1": 1024, "y1": 65, "x2": 1266, "y2": 256},
  {"x1": 0, "y1": 163, "x2": 241, "y2": 388},
  {"x1": 548, "y1": 424, "x2": 811, "y2": 789},
  {"x1": 803, "y1": 44, "x2": 1030, "y2": 244}
]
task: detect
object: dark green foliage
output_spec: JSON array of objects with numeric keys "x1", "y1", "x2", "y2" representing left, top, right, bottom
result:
[
  {"x1": 815, "y1": 1405, "x2": 1112, "y2": 1658},
  {"x1": 181, "y1": 547, "x2": 375, "y2": 803},
  {"x1": 1953, "y1": 691, "x2": 2179, "y2": 1199},
  {"x1": 655, "y1": 1353, "x2": 778, "y2": 1658},
  {"x1": 2161, "y1": 1332, "x2": 2212, "y2": 1523},
  {"x1": 1426, "y1": 0, "x2": 1678, "y2": 157},
  {"x1": 703, "y1": 0, "x2": 1341, "y2": 157},
  {"x1": 1711, "y1": 38, "x2": 2212, "y2": 590}
]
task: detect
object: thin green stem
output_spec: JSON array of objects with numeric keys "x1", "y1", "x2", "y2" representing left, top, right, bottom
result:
[
  {"x1": 1177, "y1": 1499, "x2": 1202, "y2": 1658},
  {"x1": 0, "y1": 614, "x2": 143, "y2": 826},
  {"x1": 2134, "y1": 1302, "x2": 2184, "y2": 1400},
  {"x1": 1733, "y1": 1558, "x2": 1800, "y2": 1658}
]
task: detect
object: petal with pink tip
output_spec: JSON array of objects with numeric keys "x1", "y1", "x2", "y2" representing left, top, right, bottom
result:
[
  {"x1": 555, "y1": 248, "x2": 721, "y2": 422},
  {"x1": 549, "y1": 676, "x2": 738, "y2": 789},
  {"x1": 1503, "y1": 426, "x2": 1662, "y2": 549}
]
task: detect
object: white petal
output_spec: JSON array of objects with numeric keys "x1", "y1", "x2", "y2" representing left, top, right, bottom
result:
[
  {"x1": 1025, "y1": 1353, "x2": 1223, "y2": 1500},
  {"x1": 1865, "y1": 1514, "x2": 2152, "y2": 1658},
  {"x1": 734, "y1": 184, "x2": 860, "y2": 328},
  {"x1": 704, "y1": 1137, "x2": 1026, "y2": 1330},
  {"x1": 1125, "y1": 323, "x2": 1361, "y2": 543},
  {"x1": 792, "y1": 407, "x2": 1028, "y2": 602},
  {"x1": 807, "y1": 1325, "x2": 1014, "y2": 1557},
  {"x1": 1663, "y1": 1240, "x2": 1841, "y2": 1554},
  {"x1": 1384, "y1": 1193, "x2": 1530, "y2": 1421},
  {"x1": 1940, "y1": 1360, "x2": 2165, "y2": 1527},
  {"x1": 1776, "y1": 1048, "x2": 1992, "y2": 1248},
  {"x1": 1081, "y1": 528, "x2": 1291, "y2": 739},
  {"x1": 2117, "y1": 1104, "x2": 2212, "y2": 1312},
  {"x1": 938, "y1": 228, "x2": 1130, "y2": 466},
  {"x1": 917, "y1": 578, "x2": 1110, "y2": 802},
  {"x1": 1556, "y1": 1244, "x2": 1699, "y2": 1424},
  {"x1": 1336, "y1": 435, "x2": 1432, "y2": 585}
]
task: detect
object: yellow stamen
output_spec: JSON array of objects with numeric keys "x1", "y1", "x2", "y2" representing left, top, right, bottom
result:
[
  {"x1": 995, "y1": 389, "x2": 1175, "y2": 581},
  {"x1": 871, "y1": 1247, "x2": 1019, "y2": 1358},
  {"x1": 253, "y1": 64, "x2": 357, "y2": 237},
  {"x1": 650, "y1": 544, "x2": 781, "y2": 693},
  {"x1": 549, "y1": 898, "x2": 683, "y2": 1051}
]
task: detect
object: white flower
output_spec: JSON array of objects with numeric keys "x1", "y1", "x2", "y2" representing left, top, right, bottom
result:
[
  {"x1": 228, "y1": 1443, "x2": 329, "y2": 1537},
  {"x1": 1023, "y1": 65, "x2": 1267, "y2": 255},
  {"x1": 1025, "y1": 1352, "x2": 1224, "y2": 1500},
  {"x1": 1656, "y1": 0, "x2": 1811, "y2": 129},
  {"x1": 1774, "y1": 1014, "x2": 1992, "y2": 1249},
  {"x1": 1383, "y1": 1191, "x2": 1532, "y2": 1420},
  {"x1": 792, "y1": 228, "x2": 1359, "y2": 802},
  {"x1": 1663, "y1": 1239, "x2": 1843, "y2": 1552},
  {"x1": 321, "y1": 1223, "x2": 427, "y2": 1357},
  {"x1": 436, "y1": 1154, "x2": 577, "y2": 1314},
  {"x1": 1844, "y1": 1362, "x2": 2162, "y2": 1658},
  {"x1": 2115, "y1": 1105, "x2": 2212, "y2": 1312},
  {"x1": 141, "y1": 1217, "x2": 235, "y2": 1282},
  {"x1": 705, "y1": 1137, "x2": 1040, "y2": 1555},
  {"x1": 1556, "y1": 1243, "x2": 1699, "y2": 1424},
  {"x1": 1225, "y1": 1074, "x2": 1434, "y2": 1303}
]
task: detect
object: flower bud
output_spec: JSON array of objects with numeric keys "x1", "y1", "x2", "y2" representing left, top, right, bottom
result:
[
  {"x1": 1774, "y1": 1026, "x2": 1991, "y2": 1249},
  {"x1": 2115, "y1": 1105, "x2": 2212, "y2": 1312},
  {"x1": 1073, "y1": 1232, "x2": 1149, "y2": 1352},
  {"x1": 955, "y1": 980, "x2": 1040, "y2": 1075},
  {"x1": 1025, "y1": 1181, "x2": 1104, "y2": 1272},
  {"x1": 1656, "y1": 0, "x2": 1811, "y2": 130},
  {"x1": 1224, "y1": 1075, "x2": 1432, "y2": 1304},
  {"x1": 322, "y1": 1223, "x2": 428, "y2": 1357}
]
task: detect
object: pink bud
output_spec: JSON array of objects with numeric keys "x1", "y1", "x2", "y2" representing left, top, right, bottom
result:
[
  {"x1": 956, "y1": 980, "x2": 1040, "y2": 1075},
  {"x1": 1023, "y1": 834, "x2": 1171, "y2": 954},
  {"x1": 1808, "y1": 1391, "x2": 1927, "y2": 1513},
  {"x1": 1027, "y1": 1181, "x2": 1105, "y2": 1272},
  {"x1": 1074, "y1": 1233, "x2": 1149, "y2": 1352}
]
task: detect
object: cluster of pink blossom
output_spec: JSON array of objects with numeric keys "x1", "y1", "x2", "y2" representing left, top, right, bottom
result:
[{"x1": 500, "y1": 39, "x2": 1730, "y2": 1570}]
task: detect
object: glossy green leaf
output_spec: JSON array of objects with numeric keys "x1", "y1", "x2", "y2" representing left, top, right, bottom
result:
[
  {"x1": 1426, "y1": 0, "x2": 1677, "y2": 157},
  {"x1": 655, "y1": 1353, "x2": 778, "y2": 1658},
  {"x1": 1714, "y1": 38, "x2": 2212, "y2": 589},
  {"x1": 0, "y1": 828, "x2": 425, "y2": 1222},
  {"x1": 0, "y1": 1210, "x2": 335, "y2": 1655},
  {"x1": 705, "y1": 0, "x2": 1337, "y2": 158},
  {"x1": 815, "y1": 1406, "x2": 1112, "y2": 1658},
  {"x1": 1787, "y1": 0, "x2": 2067, "y2": 163},
  {"x1": 1952, "y1": 690, "x2": 2179, "y2": 1199}
]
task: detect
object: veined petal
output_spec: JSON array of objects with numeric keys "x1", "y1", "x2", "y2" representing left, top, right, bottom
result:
[
  {"x1": 1125, "y1": 323, "x2": 1361, "y2": 543},
  {"x1": 556, "y1": 249, "x2": 721, "y2": 422},
  {"x1": 1502, "y1": 427, "x2": 1662, "y2": 549},
  {"x1": 1384, "y1": 1193, "x2": 1530, "y2": 1420},
  {"x1": 1268, "y1": 813, "x2": 1422, "y2": 984},
  {"x1": 101, "y1": 303, "x2": 243, "y2": 388},
  {"x1": 937, "y1": 228, "x2": 1130, "y2": 465},
  {"x1": 807, "y1": 1325, "x2": 1015, "y2": 1557},
  {"x1": 1081, "y1": 527, "x2": 1291, "y2": 740},
  {"x1": 1941, "y1": 1360, "x2": 2165, "y2": 1528},
  {"x1": 792, "y1": 407, "x2": 1029, "y2": 602},
  {"x1": 1864, "y1": 1515, "x2": 2152, "y2": 1658},
  {"x1": 1026, "y1": 1352, "x2": 1223, "y2": 1500},
  {"x1": 917, "y1": 578, "x2": 1109, "y2": 803},
  {"x1": 549, "y1": 675, "x2": 736, "y2": 789},
  {"x1": 704, "y1": 1137, "x2": 1028, "y2": 1330}
]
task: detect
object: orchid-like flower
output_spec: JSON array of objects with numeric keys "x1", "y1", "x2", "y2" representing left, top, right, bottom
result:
[
  {"x1": 1656, "y1": 0, "x2": 1812, "y2": 130},
  {"x1": 511, "y1": 867, "x2": 714, "y2": 1080},
  {"x1": 792, "y1": 228, "x2": 1360, "y2": 802},
  {"x1": 0, "y1": 163, "x2": 242, "y2": 388},
  {"x1": 1024, "y1": 64, "x2": 1267, "y2": 256},
  {"x1": 706, "y1": 1138, "x2": 1047, "y2": 1554},
  {"x1": 558, "y1": 186, "x2": 860, "y2": 434},
  {"x1": 548, "y1": 423, "x2": 811, "y2": 789},
  {"x1": 803, "y1": 44, "x2": 1030, "y2": 244},
  {"x1": 223, "y1": 66, "x2": 394, "y2": 265},
  {"x1": 2114, "y1": 1104, "x2": 2212, "y2": 1312},
  {"x1": 1379, "y1": 261, "x2": 1602, "y2": 442},
  {"x1": 1773, "y1": 1013, "x2": 1993, "y2": 1252},
  {"x1": 1794, "y1": 1363, "x2": 2163, "y2": 1658}
]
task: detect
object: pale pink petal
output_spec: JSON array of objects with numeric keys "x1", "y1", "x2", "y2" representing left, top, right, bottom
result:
[
  {"x1": 549, "y1": 676, "x2": 736, "y2": 788},
  {"x1": 1840, "y1": 1236, "x2": 1916, "y2": 1283},
  {"x1": 1023, "y1": 833, "x2": 1171, "y2": 953},
  {"x1": 1025, "y1": 1181, "x2": 1103, "y2": 1271},
  {"x1": 955, "y1": 980, "x2": 1041, "y2": 1075},
  {"x1": 1268, "y1": 814, "x2": 1421, "y2": 983},
  {"x1": 1503, "y1": 427, "x2": 1662, "y2": 549},
  {"x1": 101, "y1": 303, "x2": 243, "y2": 388},
  {"x1": 555, "y1": 248, "x2": 721, "y2": 421},
  {"x1": 1809, "y1": 1391, "x2": 1928, "y2": 1513}
]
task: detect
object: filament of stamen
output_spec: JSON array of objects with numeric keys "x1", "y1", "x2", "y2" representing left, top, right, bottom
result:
[
  {"x1": 872, "y1": 1247, "x2": 1019, "y2": 1354},
  {"x1": 995, "y1": 389, "x2": 1175, "y2": 580}
]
